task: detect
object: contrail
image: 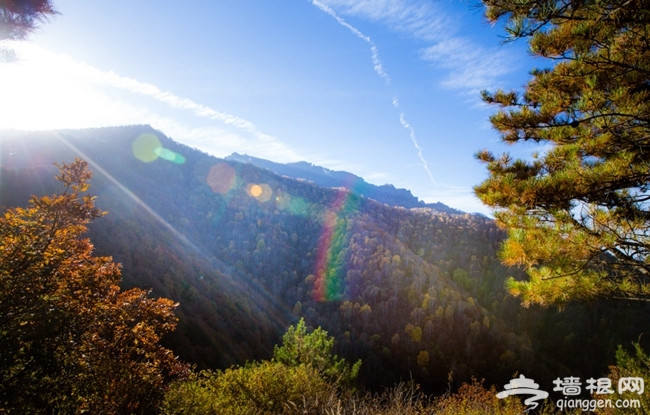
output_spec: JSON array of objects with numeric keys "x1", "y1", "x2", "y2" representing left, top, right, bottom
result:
[
  {"x1": 397, "y1": 107, "x2": 436, "y2": 185},
  {"x1": 392, "y1": 96, "x2": 436, "y2": 184},
  {"x1": 312, "y1": 1, "x2": 390, "y2": 84},
  {"x1": 312, "y1": 0, "x2": 436, "y2": 186}
]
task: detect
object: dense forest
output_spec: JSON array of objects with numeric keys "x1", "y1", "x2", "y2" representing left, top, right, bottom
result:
[{"x1": 2, "y1": 125, "x2": 649, "y2": 396}]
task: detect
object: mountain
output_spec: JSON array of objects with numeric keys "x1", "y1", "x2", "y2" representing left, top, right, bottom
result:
[
  {"x1": 2, "y1": 125, "x2": 648, "y2": 391},
  {"x1": 226, "y1": 152, "x2": 463, "y2": 214}
]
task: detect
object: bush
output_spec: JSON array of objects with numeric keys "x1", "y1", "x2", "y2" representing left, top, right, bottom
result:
[
  {"x1": 597, "y1": 342, "x2": 650, "y2": 414},
  {"x1": 432, "y1": 377, "x2": 525, "y2": 415},
  {"x1": 162, "y1": 361, "x2": 330, "y2": 415},
  {"x1": 163, "y1": 319, "x2": 362, "y2": 414}
]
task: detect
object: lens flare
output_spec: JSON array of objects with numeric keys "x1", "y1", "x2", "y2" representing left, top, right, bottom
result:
[
  {"x1": 133, "y1": 133, "x2": 185, "y2": 164},
  {"x1": 288, "y1": 197, "x2": 308, "y2": 216},
  {"x1": 154, "y1": 147, "x2": 186, "y2": 164},
  {"x1": 312, "y1": 183, "x2": 362, "y2": 302},
  {"x1": 247, "y1": 183, "x2": 273, "y2": 202},
  {"x1": 275, "y1": 192, "x2": 291, "y2": 210},
  {"x1": 207, "y1": 163, "x2": 236, "y2": 194},
  {"x1": 257, "y1": 184, "x2": 272, "y2": 202},
  {"x1": 249, "y1": 184, "x2": 263, "y2": 197},
  {"x1": 132, "y1": 133, "x2": 161, "y2": 162}
]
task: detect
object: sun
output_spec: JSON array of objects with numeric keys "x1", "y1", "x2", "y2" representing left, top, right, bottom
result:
[{"x1": 0, "y1": 43, "x2": 136, "y2": 131}]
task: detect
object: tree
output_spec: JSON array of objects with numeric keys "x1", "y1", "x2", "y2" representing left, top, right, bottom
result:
[
  {"x1": 0, "y1": 159, "x2": 188, "y2": 413},
  {"x1": 0, "y1": 0, "x2": 56, "y2": 41},
  {"x1": 475, "y1": 0, "x2": 650, "y2": 306},
  {"x1": 1, "y1": 0, "x2": 57, "y2": 61},
  {"x1": 603, "y1": 342, "x2": 650, "y2": 414},
  {"x1": 273, "y1": 318, "x2": 361, "y2": 387},
  {"x1": 162, "y1": 320, "x2": 360, "y2": 414}
]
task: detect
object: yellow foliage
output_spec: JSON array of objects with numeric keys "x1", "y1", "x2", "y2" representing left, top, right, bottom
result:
[
  {"x1": 0, "y1": 159, "x2": 188, "y2": 413},
  {"x1": 162, "y1": 362, "x2": 330, "y2": 415}
]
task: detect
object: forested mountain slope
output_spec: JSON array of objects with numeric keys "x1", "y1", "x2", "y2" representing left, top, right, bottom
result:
[
  {"x1": 2, "y1": 125, "x2": 648, "y2": 391},
  {"x1": 225, "y1": 152, "x2": 463, "y2": 214}
]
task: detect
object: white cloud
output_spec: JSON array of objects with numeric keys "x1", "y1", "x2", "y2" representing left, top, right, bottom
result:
[
  {"x1": 364, "y1": 171, "x2": 391, "y2": 182},
  {"x1": 317, "y1": 0, "x2": 515, "y2": 93},
  {"x1": 420, "y1": 184, "x2": 491, "y2": 215},
  {"x1": 0, "y1": 43, "x2": 305, "y2": 163},
  {"x1": 420, "y1": 39, "x2": 512, "y2": 93},
  {"x1": 318, "y1": 0, "x2": 450, "y2": 41}
]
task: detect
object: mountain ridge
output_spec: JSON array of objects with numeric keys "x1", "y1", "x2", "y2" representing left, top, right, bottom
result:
[{"x1": 226, "y1": 152, "x2": 464, "y2": 215}]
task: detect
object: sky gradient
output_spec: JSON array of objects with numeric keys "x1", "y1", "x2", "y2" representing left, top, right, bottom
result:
[{"x1": 0, "y1": 0, "x2": 542, "y2": 214}]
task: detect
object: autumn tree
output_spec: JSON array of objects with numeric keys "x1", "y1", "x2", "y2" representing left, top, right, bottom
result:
[
  {"x1": 1, "y1": 0, "x2": 57, "y2": 61},
  {"x1": 0, "y1": 159, "x2": 187, "y2": 414},
  {"x1": 475, "y1": 0, "x2": 650, "y2": 306},
  {"x1": 0, "y1": 0, "x2": 56, "y2": 41}
]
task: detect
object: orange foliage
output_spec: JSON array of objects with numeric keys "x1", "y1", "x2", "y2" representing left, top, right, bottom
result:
[{"x1": 0, "y1": 159, "x2": 188, "y2": 414}]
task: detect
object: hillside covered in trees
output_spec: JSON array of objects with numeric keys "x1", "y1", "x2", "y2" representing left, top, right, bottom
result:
[
  {"x1": 225, "y1": 152, "x2": 464, "y2": 215},
  {"x1": 2, "y1": 125, "x2": 649, "y2": 394}
]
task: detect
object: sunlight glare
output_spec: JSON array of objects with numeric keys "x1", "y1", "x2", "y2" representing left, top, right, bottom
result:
[{"x1": 0, "y1": 43, "x2": 140, "y2": 130}]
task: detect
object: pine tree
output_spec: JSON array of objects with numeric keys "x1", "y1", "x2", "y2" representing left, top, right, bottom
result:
[
  {"x1": 0, "y1": 159, "x2": 187, "y2": 414},
  {"x1": 273, "y1": 318, "x2": 361, "y2": 387},
  {"x1": 475, "y1": 0, "x2": 650, "y2": 306}
]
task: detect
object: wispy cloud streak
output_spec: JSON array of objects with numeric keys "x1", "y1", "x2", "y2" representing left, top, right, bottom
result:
[
  {"x1": 85, "y1": 63, "x2": 277, "y2": 144},
  {"x1": 318, "y1": 0, "x2": 516, "y2": 93},
  {"x1": 312, "y1": 1, "x2": 390, "y2": 84},
  {"x1": 395, "y1": 103, "x2": 436, "y2": 185},
  {"x1": 312, "y1": 0, "x2": 436, "y2": 187},
  {"x1": 1, "y1": 44, "x2": 303, "y2": 161}
]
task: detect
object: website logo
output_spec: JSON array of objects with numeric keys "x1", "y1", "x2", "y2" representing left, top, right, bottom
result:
[
  {"x1": 496, "y1": 375, "x2": 549, "y2": 412},
  {"x1": 496, "y1": 374, "x2": 645, "y2": 412}
]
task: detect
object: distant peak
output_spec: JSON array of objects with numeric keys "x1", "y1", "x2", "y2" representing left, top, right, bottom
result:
[{"x1": 225, "y1": 152, "x2": 464, "y2": 214}]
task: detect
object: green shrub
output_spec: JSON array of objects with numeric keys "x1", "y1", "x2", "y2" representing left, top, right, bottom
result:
[
  {"x1": 162, "y1": 361, "x2": 330, "y2": 415},
  {"x1": 273, "y1": 318, "x2": 361, "y2": 387},
  {"x1": 163, "y1": 319, "x2": 362, "y2": 414}
]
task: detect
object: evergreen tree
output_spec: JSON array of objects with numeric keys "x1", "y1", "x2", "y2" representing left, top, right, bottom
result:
[
  {"x1": 475, "y1": 0, "x2": 650, "y2": 306},
  {"x1": 0, "y1": 159, "x2": 187, "y2": 414},
  {"x1": 273, "y1": 318, "x2": 361, "y2": 387}
]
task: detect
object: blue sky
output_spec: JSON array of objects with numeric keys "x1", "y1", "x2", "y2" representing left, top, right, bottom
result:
[{"x1": 0, "y1": 0, "x2": 540, "y2": 214}]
